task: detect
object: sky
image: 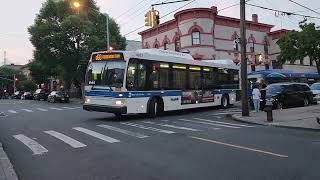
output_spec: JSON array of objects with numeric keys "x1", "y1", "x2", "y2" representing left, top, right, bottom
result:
[{"x1": 0, "y1": 0, "x2": 319, "y2": 65}]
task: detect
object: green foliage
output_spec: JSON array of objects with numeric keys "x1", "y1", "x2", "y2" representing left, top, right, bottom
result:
[
  {"x1": 17, "y1": 80, "x2": 37, "y2": 92},
  {"x1": 277, "y1": 21, "x2": 320, "y2": 74},
  {"x1": 28, "y1": 0, "x2": 127, "y2": 89}
]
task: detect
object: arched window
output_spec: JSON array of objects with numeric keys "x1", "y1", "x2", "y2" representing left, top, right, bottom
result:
[
  {"x1": 163, "y1": 42, "x2": 168, "y2": 50},
  {"x1": 154, "y1": 44, "x2": 159, "y2": 49},
  {"x1": 250, "y1": 41, "x2": 255, "y2": 53},
  {"x1": 174, "y1": 37, "x2": 180, "y2": 52},
  {"x1": 191, "y1": 30, "x2": 201, "y2": 45}
]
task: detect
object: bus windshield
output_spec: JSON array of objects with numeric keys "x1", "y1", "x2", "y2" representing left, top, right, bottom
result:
[{"x1": 86, "y1": 60, "x2": 126, "y2": 88}]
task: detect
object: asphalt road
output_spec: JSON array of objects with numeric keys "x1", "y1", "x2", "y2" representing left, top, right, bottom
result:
[{"x1": 0, "y1": 99, "x2": 319, "y2": 180}]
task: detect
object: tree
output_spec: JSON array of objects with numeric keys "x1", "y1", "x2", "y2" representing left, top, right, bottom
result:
[
  {"x1": 277, "y1": 21, "x2": 320, "y2": 74},
  {"x1": 17, "y1": 80, "x2": 37, "y2": 92},
  {"x1": 0, "y1": 67, "x2": 26, "y2": 94},
  {"x1": 28, "y1": 0, "x2": 126, "y2": 90}
]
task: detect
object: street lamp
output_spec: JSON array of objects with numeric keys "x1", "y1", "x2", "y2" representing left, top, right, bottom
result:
[
  {"x1": 73, "y1": 1, "x2": 81, "y2": 8},
  {"x1": 72, "y1": 1, "x2": 110, "y2": 51}
]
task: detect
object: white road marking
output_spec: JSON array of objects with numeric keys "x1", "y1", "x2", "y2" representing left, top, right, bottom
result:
[
  {"x1": 61, "y1": 107, "x2": 76, "y2": 110},
  {"x1": 97, "y1": 124, "x2": 149, "y2": 138},
  {"x1": 50, "y1": 107, "x2": 63, "y2": 111},
  {"x1": 8, "y1": 110, "x2": 18, "y2": 114},
  {"x1": 121, "y1": 122, "x2": 175, "y2": 134},
  {"x1": 21, "y1": 109, "x2": 33, "y2": 112},
  {"x1": 178, "y1": 119, "x2": 240, "y2": 129},
  {"x1": 193, "y1": 118, "x2": 255, "y2": 128},
  {"x1": 37, "y1": 108, "x2": 48, "y2": 112},
  {"x1": 13, "y1": 134, "x2": 48, "y2": 155},
  {"x1": 142, "y1": 121, "x2": 200, "y2": 132},
  {"x1": 190, "y1": 136, "x2": 288, "y2": 158},
  {"x1": 73, "y1": 127, "x2": 120, "y2": 143},
  {"x1": 44, "y1": 130, "x2": 86, "y2": 148}
]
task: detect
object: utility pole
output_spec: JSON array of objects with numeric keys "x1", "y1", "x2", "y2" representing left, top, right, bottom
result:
[
  {"x1": 3, "y1": 51, "x2": 7, "y2": 65},
  {"x1": 240, "y1": 0, "x2": 249, "y2": 116},
  {"x1": 13, "y1": 74, "x2": 16, "y2": 92},
  {"x1": 106, "y1": 14, "x2": 110, "y2": 50}
]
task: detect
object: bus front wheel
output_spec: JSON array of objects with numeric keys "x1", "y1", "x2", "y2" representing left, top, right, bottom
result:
[
  {"x1": 221, "y1": 95, "x2": 229, "y2": 109},
  {"x1": 148, "y1": 98, "x2": 159, "y2": 118}
]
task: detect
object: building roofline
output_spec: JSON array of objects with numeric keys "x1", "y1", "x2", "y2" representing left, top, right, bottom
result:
[
  {"x1": 267, "y1": 29, "x2": 291, "y2": 35},
  {"x1": 215, "y1": 15, "x2": 274, "y2": 28}
]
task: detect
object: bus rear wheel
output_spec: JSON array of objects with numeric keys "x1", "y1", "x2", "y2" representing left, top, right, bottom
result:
[{"x1": 148, "y1": 98, "x2": 159, "y2": 118}]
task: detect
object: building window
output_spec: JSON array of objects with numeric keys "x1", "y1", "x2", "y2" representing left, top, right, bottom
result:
[
  {"x1": 264, "y1": 43, "x2": 268, "y2": 54},
  {"x1": 192, "y1": 31, "x2": 200, "y2": 45},
  {"x1": 250, "y1": 42, "x2": 255, "y2": 53},
  {"x1": 163, "y1": 42, "x2": 168, "y2": 50},
  {"x1": 234, "y1": 38, "x2": 240, "y2": 51},
  {"x1": 175, "y1": 38, "x2": 181, "y2": 52}
]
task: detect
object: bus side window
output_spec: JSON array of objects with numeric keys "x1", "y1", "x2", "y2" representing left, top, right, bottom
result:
[
  {"x1": 159, "y1": 63, "x2": 170, "y2": 90},
  {"x1": 126, "y1": 61, "x2": 137, "y2": 90},
  {"x1": 137, "y1": 63, "x2": 146, "y2": 90}
]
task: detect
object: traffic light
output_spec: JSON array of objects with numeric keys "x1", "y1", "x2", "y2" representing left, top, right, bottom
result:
[
  {"x1": 153, "y1": 10, "x2": 160, "y2": 27},
  {"x1": 145, "y1": 10, "x2": 152, "y2": 27}
]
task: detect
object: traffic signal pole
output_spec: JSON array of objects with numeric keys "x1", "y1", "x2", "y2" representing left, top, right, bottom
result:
[{"x1": 240, "y1": 0, "x2": 249, "y2": 116}]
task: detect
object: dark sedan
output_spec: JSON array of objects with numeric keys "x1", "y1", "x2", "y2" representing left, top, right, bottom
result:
[
  {"x1": 47, "y1": 91, "x2": 70, "y2": 103},
  {"x1": 266, "y1": 83, "x2": 314, "y2": 109},
  {"x1": 13, "y1": 91, "x2": 24, "y2": 99},
  {"x1": 33, "y1": 89, "x2": 49, "y2": 101}
]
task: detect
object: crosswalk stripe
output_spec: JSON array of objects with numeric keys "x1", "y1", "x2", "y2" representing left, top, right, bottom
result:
[
  {"x1": 61, "y1": 107, "x2": 75, "y2": 110},
  {"x1": 121, "y1": 122, "x2": 175, "y2": 134},
  {"x1": 97, "y1": 124, "x2": 149, "y2": 138},
  {"x1": 142, "y1": 121, "x2": 200, "y2": 132},
  {"x1": 8, "y1": 110, "x2": 18, "y2": 114},
  {"x1": 73, "y1": 127, "x2": 120, "y2": 143},
  {"x1": 193, "y1": 118, "x2": 255, "y2": 128},
  {"x1": 177, "y1": 119, "x2": 240, "y2": 129},
  {"x1": 37, "y1": 108, "x2": 48, "y2": 112},
  {"x1": 50, "y1": 107, "x2": 63, "y2": 111},
  {"x1": 13, "y1": 134, "x2": 48, "y2": 155},
  {"x1": 44, "y1": 130, "x2": 86, "y2": 148},
  {"x1": 21, "y1": 109, "x2": 33, "y2": 112}
]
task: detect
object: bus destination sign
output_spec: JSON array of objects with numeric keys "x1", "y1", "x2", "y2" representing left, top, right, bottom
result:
[{"x1": 93, "y1": 53, "x2": 123, "y2": 61}]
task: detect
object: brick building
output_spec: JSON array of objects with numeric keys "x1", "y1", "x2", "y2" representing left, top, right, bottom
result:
[{"x1": 138, "y1": 6, "x2": 317, "y2": 73}]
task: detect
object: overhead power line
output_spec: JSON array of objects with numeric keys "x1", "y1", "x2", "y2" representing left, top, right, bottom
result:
[
  {"x1": 115, "y1": 0, "x2": 150, "y2": 19},
  {"x1": 288, "y1": 0, "x2": 320, "y2": 16},
  {"x1": 246, "y1": 3, "x2": 320, "y2": 20}
]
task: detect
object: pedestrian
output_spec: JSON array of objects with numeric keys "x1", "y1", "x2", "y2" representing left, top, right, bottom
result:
[
  {"x1": 260, "y1": 81, "x2": 267, "y2": 110},
  {"x1": 252, "y1": 84, "x2": 261, "y2": 112}
]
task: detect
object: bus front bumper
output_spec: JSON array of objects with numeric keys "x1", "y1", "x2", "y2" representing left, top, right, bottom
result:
[{"x1": 83, "y1": 104, "x2": 127, "y2": 114}]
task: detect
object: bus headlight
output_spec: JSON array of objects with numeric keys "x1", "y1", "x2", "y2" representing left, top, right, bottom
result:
[
  {"x1": 115, "y1": 100, "x2": 124, "y2": 105},
  {"x1": 85, "y1": 97, "x2": 91, "y2": 103}
]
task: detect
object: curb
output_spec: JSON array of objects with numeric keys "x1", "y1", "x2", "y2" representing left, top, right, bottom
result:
[
  {"x1": 0, "y1": 143, "x2": 19, "y2": 180},
  {"x1": 231, "y1": 114, "x2": 320, "y2": 132}
]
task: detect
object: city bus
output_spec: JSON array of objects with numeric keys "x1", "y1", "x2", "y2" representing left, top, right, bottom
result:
[{"x1": 83, "y1": 49, "x2": 239, "y2": 117}]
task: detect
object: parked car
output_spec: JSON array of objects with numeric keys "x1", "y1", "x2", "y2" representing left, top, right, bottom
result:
[
  {"x1": 47, "y1": 91, "x2": 70, "y2": 103},
  {"x1": 21, "y1": 92, "x2": 33, "y2": 100},
  {"x1": 310, "y1": 82, "x2": 320, "y2": 102},
  {"x1": 33, "y1": 89, "x2": 49, "y2": 101},
  {"x1": 266, "y1": 83, "x2": 314, "y2": 109},
  {"x1": 13, "y1": 91, "x2": 24, "y2": 99}
]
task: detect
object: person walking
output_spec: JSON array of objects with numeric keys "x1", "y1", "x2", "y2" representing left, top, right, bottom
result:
[
  {"x1": 260, "y1": 81, "x2": 267, "y2": 110},
  {"x1": 252, "y1": 84, "x2": 261, "y2": 112}
]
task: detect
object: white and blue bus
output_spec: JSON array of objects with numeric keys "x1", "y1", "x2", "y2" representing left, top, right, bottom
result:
[{"x1": 83, "y1": 49, "x2": 239, "y2": 117}]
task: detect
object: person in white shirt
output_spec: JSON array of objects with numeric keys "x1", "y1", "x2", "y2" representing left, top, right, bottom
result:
[{"x1": 252, "y1": 84, "x2": 261, "y2": 112}]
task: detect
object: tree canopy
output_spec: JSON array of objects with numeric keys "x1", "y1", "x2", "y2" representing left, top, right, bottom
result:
[
  {"x1": 28, "y1": 0, "x2": 126, "y2": 89},
  {"x1": 277, "y1": 21, "x2": 320, "y2": 74}
]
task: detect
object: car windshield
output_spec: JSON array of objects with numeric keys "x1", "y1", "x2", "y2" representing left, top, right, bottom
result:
[
  {"x1": 266, "y1": 85, "x2": 283, "y2": 95},
  {"x1": 86, "y1": 60, "x2": 126, "y2": 88},
  {"x1": 310, "y1": 83, "x2": 320, "y2": 90}
]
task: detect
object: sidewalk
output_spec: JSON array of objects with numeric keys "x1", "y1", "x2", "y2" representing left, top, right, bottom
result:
[
  {"x1": 232, "y1": 104, "x2": 320, "y2": 130},
  {"x1": 0, "y1": 143, "x2": 18, "y2": 180}
]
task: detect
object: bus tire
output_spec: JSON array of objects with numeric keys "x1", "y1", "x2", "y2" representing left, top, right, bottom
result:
[
  {"x1": 220, "y1": 95, "x2": 229, "y2": 109},
  {"x1": 148, "y1": 98, "x2": 159, "y2": 118}
]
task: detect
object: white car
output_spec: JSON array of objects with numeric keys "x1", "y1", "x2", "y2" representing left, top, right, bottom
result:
[{"x1": 310, "y1": 83, "x2": 320, "y2": 102}]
